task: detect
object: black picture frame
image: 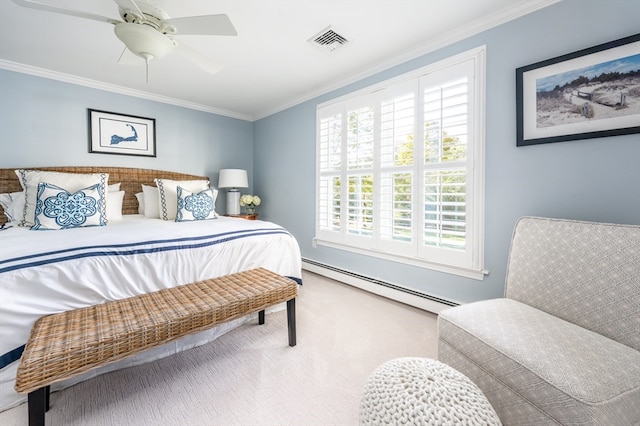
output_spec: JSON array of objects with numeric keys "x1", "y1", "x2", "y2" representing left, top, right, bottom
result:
[
  {"x1": 516, "y1": 33, "x2": 640, "y2": 147},
  {"x1": 88, "y1": 109, "x2": 156, "y2": 157}
]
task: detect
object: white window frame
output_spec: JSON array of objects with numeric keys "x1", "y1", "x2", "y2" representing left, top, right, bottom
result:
[{"x1": 315, "y1": 47, "x2": 487, "y2": 280}]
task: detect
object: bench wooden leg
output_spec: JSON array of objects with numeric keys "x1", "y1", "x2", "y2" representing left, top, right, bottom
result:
[
  {"x1": 28, "y1": 387, "x2": 47, "y2": 426},
  {"x1": 45, "y1": 385, "x2": 50, "y2": 411},
  {"x1": 258, "y1": 310, "x2": 265, "y2": 325},
  {"x1": 287, "y1": 298, "x2": 296, "y2": 347}
]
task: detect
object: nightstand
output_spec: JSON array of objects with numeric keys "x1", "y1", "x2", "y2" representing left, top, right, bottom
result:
[{"x1": 224, "y1": 214, "x2": 259, "y2": 220}]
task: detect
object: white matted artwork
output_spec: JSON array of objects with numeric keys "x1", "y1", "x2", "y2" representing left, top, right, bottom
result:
[
  {"x1": 516, "y1": 33, "x2": 640, "y2": 146},
  {"x1": 88, "y1": 109, "x2": 156, "y2": 157}
]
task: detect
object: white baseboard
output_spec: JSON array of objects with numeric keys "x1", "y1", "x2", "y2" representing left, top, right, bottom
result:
[{"x1": 301, "y1": 259, "x2": 459, "y2": 314}]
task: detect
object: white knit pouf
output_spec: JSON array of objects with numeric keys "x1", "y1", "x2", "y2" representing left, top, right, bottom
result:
[{"x1": 360, "y1": 357, "x2": 501, "y2": 425}]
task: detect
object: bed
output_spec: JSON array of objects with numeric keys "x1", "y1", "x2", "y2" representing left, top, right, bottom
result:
[{"x1": 0, "y1": 166, "x2": 302, "y2": 412}]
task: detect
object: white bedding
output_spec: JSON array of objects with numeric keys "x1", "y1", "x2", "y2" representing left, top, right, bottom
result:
[{"x1": 0, "y1": 215, "x2": 301, "y2": 411}]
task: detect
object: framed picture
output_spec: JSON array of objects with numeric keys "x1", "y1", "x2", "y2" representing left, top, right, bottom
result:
[
  {"x1": 88, "y1": 109, "x2": 156, "y2": 157},
  {"x1": 516, "y1": 33, "x2": 640, "y2": 147}
]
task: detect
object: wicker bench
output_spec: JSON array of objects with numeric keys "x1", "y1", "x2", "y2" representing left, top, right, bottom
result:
[{"x1": 15, "y1": 267, "x2": 298, "y2": 426}]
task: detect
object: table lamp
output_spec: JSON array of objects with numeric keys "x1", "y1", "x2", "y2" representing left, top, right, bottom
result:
[{"x1": 218, "y1": 169, "x2": 248, "y2": 215}]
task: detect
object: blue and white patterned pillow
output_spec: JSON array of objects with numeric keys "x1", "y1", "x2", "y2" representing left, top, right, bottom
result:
[
  {"x1": 175, "y1": 186, "x2": 218, "y2": 222},
  {"x1": 156, "y1": 178, "x2": 210, "y2": 221},
  {"x1": 32, "y1": 183, "x2": 107, "y2": 230},
  {"x1": 15, "y1": 169, "x2": 108, "y2": 227}
]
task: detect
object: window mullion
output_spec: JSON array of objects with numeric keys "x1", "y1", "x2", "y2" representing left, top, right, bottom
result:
[
  {"x1": 372, "y1": 94, "x2": 382, "y2": 243},
  {"x1": 415, "y1": 80, "x2": 425, "y2": 252},
  {"x1": 340, "y1": 104, "x2": 349, "y2": 238}
]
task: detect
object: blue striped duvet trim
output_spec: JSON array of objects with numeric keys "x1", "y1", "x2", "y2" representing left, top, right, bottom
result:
[
  {"x1": 0, "y1": 227, "x2": 290, "y2": 274},
  {"x1": 1, "y1": 274, "x2": 302, "y2": 370},
  {"x1": 1, "y1": 226, "x2": 302, "y2": 369},
  {"x1": 0, "y1": 346, "x2": 24, "y2": 370}
]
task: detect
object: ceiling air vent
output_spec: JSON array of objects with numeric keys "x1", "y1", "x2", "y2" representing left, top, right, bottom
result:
[{"x1": 309, "y1": 26, "x2": 349, "y2": 53}]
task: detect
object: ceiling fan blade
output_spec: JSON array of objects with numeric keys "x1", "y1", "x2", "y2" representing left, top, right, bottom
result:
[
  {"x1": 112, "y1": 0, "x2": 143, "y2": 18},
  {"x1": 165, "y1": 14, "x2": 237, "y2": 36},
  {"x1": 11, "y1": 0, "x2": 119, "y2": 24},
  {"x1": 175, "y1": 41, "x2": 223, "y2": 75}
]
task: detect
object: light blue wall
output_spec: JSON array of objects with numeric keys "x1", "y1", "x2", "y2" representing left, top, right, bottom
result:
[
  {"x1": 0, "y1": 70, "x2": 254, "y2": 214},
  {"x1": 1, "y1": 0, "x2": 638, "y2": 304},
  {"x1": 254, "y1": 0, "x2": 640, "y2": 303}
]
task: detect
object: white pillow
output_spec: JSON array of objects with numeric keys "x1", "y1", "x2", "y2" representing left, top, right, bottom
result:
[
  {"x1": 32, "y1": 183, "x2": 107, "y2": 230},
  {"x1": 175, "y1": 186, "x2": 218, "y2": 222},
  {"x1": 135, "y1": 192, "x2": 145, "y2": 214},
  {"x1": 0, "y1": 191, "x2": 25, "y2": 223},
  {"x1": 107, "y1": 190, "x2": 125, "y2": 222},
  {"x1": 155, "y1": 178, "x2": 210, "y2": 221},
  {"x1": 141, "y1": 184, "x2": 160, "y2": 218},
  {"x1": 108, "y1": 183, "x2": 121, "y2": 192},
  {"x1": 15, "y1": 169, "x2": 108, "y2": 227}
]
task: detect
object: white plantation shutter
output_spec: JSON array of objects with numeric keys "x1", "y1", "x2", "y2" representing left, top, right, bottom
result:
[
  {"x1": 377, "y1": 84, "x2": 417, "y2": 256},
  {"x1": 419, "y1": 59, "x2": 477, "y2": 268},
  {"x1": 345, "y1": 102, "x2": 375, "y2": 239},
  {"x1": 347, "y1": 106, "x2": 374, "y2": 170},
  {"x1": 423, "y1": 169, "x2": 467, "y2": 248},
  {"x1": 318, "y1": 104, "x2": 342, "y2": 234},
  {"x1": 316, "y1": 47, "x2": 485, "y2": 277},
  {"x1": 347, "y1": 174, "x2": 373, "y2": 236}
]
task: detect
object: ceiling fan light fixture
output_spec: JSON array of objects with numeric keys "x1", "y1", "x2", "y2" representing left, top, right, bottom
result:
[{"x1": 114, "y1": 22, "x2": 175, "y2": 60}]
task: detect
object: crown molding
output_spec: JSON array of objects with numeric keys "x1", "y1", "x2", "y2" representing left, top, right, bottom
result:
[
  {"x1": 1, "y1": 0, "x2": 559, "y2": 122},
  {"x1": 253, "y1": 0, "x2": 561, "y2": 120},
  {"x1": 0, "y1": 60, "x2": 253, "y2": 122}
]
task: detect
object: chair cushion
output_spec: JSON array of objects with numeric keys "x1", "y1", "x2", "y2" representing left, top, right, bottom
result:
[{"x1": 438, "y1": 298, "x2": 640, "y2": 425}]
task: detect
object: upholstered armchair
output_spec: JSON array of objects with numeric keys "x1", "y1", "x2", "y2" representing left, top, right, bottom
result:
[{"x1": 438, "y1": 216, "x2": 640, "y2": 425}]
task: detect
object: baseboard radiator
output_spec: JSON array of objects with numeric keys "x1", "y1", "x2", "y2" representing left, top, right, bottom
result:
[{"x1": 301, "y1": 258, "x2": 459, "y2": 314}]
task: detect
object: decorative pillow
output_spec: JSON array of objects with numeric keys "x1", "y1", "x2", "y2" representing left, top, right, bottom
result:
[
  {"x1": 155, "y1": 178, "x2": 210, "y2": 221},
  {"x1": 15, "y1": 170, "x2": 108, "y2": 227},
  {"x1": 141, "y1": 184, "x2": 160, "y2": 218},
  {"x1": 176, "y1": 186, "x2": 218, "y2": 222},
  {"x1": 32, "y1": 183, "x2": 107, "y2": 230},
  {"x1": 0, "y1": 191, "x2": 25, "y2": 223},
  {"x1": 107, "y1": 190, "x2": 125, "y2": 222},
  {"x1": 135, "y1": 192, "x2": 145, "y2": 214}
]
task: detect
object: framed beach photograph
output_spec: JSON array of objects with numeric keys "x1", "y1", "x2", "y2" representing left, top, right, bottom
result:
[
  {"x1": 516, "y1": 33, "x2": 640, "y2": 146},
  {"x1": 88, "y1": 109, "x2": 156, "y2": 157}
]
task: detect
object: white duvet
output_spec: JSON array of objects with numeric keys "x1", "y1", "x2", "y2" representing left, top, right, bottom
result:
[{"x1": 0, "y1": 215, "x2": 301, "y2": 411}]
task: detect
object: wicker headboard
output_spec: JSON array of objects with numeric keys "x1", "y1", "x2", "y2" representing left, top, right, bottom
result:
[{"x1": 0, "y1": 167, "x2": 210, "y2": 225}]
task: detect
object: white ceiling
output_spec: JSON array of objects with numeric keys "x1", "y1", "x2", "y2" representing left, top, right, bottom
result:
[{"x1": 0, "y1": 0, "x2": 556, "y2": 121}]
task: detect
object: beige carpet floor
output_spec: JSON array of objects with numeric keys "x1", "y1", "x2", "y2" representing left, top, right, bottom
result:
[{"x1": 0, "y1": 270, "x2": 438, "y2": 425}]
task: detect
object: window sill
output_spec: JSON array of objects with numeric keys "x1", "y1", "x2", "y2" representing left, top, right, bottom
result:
[{"x1": 313, "y1": 238, "x2": 488, "y2": 280}]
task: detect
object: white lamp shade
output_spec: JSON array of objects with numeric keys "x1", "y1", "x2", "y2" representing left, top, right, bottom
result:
[{"x1": 218, "y1": 169, "x2": 248, "y2": 189}]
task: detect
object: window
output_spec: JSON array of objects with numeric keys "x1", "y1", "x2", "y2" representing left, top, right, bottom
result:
[{"x1": 316, "y1": 47, "x2": 486, "y2": 279}]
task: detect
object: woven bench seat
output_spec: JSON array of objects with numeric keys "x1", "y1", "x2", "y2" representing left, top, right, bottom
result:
[{"x1": 15, "y1": 267, "x2": 298, "y2": 426}]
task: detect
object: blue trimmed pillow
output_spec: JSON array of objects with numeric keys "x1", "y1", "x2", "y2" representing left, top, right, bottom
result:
[
  {"x1": 155, "y1": 178, "x2": 210, "y2": 221},
  {"x1": 176, "y1": 186, "x2": 218, "y2": 222},
  {"x1": 32, "y1": 183, "x2": 107, "y2": 230}
]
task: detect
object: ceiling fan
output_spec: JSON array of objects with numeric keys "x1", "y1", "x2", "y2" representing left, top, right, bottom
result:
[{"x1": 11, "y1": 0, "x2": 237, "y2": 79}]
